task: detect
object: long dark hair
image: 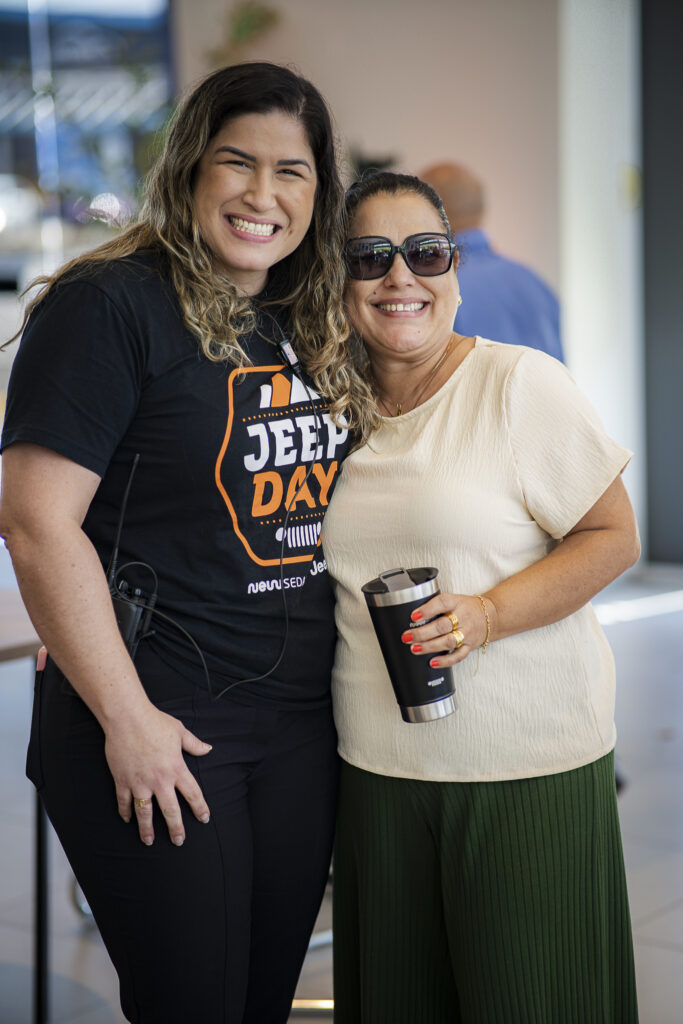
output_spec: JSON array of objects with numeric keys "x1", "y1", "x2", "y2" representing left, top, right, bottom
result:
[
  {"x1": 164, "y1": 59, "x2": 343, "y2": 307},
  {"x1": 10, "y1": 63, "x2": 375, "y2": 436},
  {"x1": 345, "y1": 170, "x2": 451, "y2": 235},
  {"x1": 9, "y1": 62, "x2": 374, "y2": 432}
]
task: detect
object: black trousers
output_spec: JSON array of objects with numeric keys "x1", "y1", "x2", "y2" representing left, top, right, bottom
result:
[{"x1": 28, "y1": 653, "x2": 339, "y2": 1024}]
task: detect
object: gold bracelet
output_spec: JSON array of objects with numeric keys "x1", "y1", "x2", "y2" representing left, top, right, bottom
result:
[{"x1": 475, "y1": 595, "x2": 490, "y2": 652}]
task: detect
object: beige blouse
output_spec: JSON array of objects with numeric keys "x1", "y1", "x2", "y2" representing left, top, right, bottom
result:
[{"x1": 322, "y1": 339, "x2": 632, "y2": 782}]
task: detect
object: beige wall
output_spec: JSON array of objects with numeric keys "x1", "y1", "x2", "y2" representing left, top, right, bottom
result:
[{"x1": 172, "y1": 0, "x2": 561, "y2": 291}]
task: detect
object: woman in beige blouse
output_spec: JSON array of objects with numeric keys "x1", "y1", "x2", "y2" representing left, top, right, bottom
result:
[{"x1": 323, "y1": 171, "x2": 640, "y2": 1024}]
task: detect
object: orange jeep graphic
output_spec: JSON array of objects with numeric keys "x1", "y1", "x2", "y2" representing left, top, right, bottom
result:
[{"x1": 215, "y1": 363, "x2": 348, "y2": 567}]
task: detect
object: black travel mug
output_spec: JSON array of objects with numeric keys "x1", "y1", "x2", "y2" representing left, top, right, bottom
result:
[{"x1": 362, "y1": 567, "x2": 456, "y2": 723}]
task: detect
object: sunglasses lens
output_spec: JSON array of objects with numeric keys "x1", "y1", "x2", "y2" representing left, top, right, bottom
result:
[
  {"x1": 346, "y1": 239, "x2": 392, "y2": 280},
  {"x1": 405, "y1": 235, "x2": 452, "y2": 276}
]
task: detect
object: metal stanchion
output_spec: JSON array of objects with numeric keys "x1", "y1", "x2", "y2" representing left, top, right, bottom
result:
[{"x1": 34, "y1": 789, "x2": 49, "y2": 1024}]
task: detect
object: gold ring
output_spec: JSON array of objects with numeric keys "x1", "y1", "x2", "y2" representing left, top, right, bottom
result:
[
  {"x1": 452, "y1": 629, "x2": 465, "y2": 650},
  {"x1": 133, "y1": 797, "x2": 151, "y2": 809},
  {"x1": 447, "y1": 612, "x2": 459, "y2": 632}
]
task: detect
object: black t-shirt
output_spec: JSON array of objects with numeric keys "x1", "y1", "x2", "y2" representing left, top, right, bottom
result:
[{"x1": 1, "y1": 253, "x2": 350, "y2": 706}]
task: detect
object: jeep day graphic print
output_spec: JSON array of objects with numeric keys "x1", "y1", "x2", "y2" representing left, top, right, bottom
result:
[{"x1": 215, "y1": 362, "x2": 348, "y2": 590}]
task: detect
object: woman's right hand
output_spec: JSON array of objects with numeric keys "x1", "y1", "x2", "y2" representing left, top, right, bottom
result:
[{"x1": 104, "y1": 703, "x2": 213, "y2": 847}]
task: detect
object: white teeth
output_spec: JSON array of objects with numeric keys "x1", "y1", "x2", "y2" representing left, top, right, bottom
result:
[
  {"x1": 377, "y1": 302, "x2": 426, "y2": 312},
  {"x1": 229, "y1": 216, "x2": 276, "y2": 236}
]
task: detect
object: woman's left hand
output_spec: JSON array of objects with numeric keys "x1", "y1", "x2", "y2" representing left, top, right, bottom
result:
[{"x1": 401, "y1": 593, "x2": 493, "y2": 667}]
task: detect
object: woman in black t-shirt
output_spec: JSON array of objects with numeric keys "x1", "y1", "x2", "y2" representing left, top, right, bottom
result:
[{"x1": 0, "y1": 63, "x2": 371, "y2": 1024}]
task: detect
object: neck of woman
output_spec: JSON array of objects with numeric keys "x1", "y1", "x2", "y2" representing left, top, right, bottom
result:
[{"x1": 370, "y1": 333, "x2": 474, "y2": 417}]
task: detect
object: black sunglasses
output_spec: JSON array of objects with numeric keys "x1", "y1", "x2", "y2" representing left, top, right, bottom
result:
[{"x1": 345, "y1": 232, "x2": 457, "y2": 280}]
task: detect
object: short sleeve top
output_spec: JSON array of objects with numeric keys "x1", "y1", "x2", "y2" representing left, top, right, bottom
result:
[
  {"x1": 2, "y1": 254, "x2": 350, "y2": 705},
  {"x1": 322, "y1": 338, "x2": 631, "y2": 780}
]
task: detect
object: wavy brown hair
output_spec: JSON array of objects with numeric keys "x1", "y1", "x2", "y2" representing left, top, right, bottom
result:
[{"x1": 9, "y1": 62, "x2": 376, "y2": 440}]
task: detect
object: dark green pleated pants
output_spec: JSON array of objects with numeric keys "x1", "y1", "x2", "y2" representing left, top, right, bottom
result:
[{"x1": 333, "y1": 751, "x2": 638, "y2": 1023}]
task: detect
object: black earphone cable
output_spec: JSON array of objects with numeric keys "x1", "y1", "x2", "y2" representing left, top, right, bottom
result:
[
  {"x1": 211, "y1": 313, "x2": 322, "y2": 700},
  {"x1": 114, "y1": 560, "x2": 213, "y2": 697},
  {"x1": 109, "y1": 313, "x2": 323, "y2": 701}
]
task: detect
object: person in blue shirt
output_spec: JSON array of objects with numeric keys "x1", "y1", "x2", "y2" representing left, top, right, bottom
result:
[{"x1": 421, "y1": 162, "x2": 563, "y2": 361}]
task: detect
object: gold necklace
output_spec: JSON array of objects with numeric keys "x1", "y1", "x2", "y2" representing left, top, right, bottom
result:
[{"x1": 377, "y1": 336, "x2": 458, "y2": 417}]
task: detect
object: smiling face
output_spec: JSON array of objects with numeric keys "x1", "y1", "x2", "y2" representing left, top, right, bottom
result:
[
  {"x1": 345, "y1": 191, "x2": 460, "y2": 368},
  {"x1": 193, "y1": 110, "x2": 317, "y2": 295}
]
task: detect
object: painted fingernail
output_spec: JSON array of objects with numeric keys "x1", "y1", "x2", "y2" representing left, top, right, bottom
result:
[
  {"x1": 402, "y1": 631, "x2": 413, "y2": 643},
  {"x1": 430, "y1": 658, "x2": 440, "y2": 668},
  {"x1": 411, "y1": 644, "x2": 423, "y2": 653},
  {"x1": 200, "y1": 814, "x2": 210, "y2": 824},
  {"x1": 411, "y1": 610, "x2": 424, "y2": 622},
  {"x1": 173, "y1": 835, "x2": 185, "y2": 847}
]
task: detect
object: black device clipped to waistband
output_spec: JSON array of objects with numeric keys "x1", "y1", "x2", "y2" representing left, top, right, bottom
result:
[
  {"x1": 106, "y1": 454, "x2": 156, "y2": 658},
  {"x1": 106, "y1": 454, "x2": 212, "y2": 693}
]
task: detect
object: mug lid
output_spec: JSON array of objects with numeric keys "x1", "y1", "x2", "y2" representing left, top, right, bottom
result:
[{"x1": 362, "y1": 567, "x2": 439, "y2": 607}]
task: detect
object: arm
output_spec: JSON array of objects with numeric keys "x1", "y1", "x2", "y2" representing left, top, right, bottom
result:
[
  {"x1": 403, "y1": 474, "x2": 640, "y2": 664},
  {"x1": 0, "y1": 443, "x2": 212, "y2": 845}
]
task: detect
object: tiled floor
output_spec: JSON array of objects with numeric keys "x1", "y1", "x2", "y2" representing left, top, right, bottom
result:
[{"x1": 1, "y1": 548, "x2": 682, "y2": 1022}]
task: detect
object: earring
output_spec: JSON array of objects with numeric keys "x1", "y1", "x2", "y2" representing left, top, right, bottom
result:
[{"x1": 457, "y1": 296, "x2": 463, "y2": 307}]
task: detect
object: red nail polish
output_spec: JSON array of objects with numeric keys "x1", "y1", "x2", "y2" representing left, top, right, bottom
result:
[
  {"x1": 411, "y1": 644, "x2": 423, "y2": 653},
  {"x1": 411, "y1": 610, "x2": 423, "y2": 622},
  {"x1": 430, "y1": 658, "x2": 440, "y2": 668},
  {"x1": 402, "y1": 631, "x2": 413, "y2": 643}
]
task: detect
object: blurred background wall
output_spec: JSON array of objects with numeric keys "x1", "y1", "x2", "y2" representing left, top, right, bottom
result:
[{"x1": 173, "y1": 0, "x2": 562, "y2": 291}]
